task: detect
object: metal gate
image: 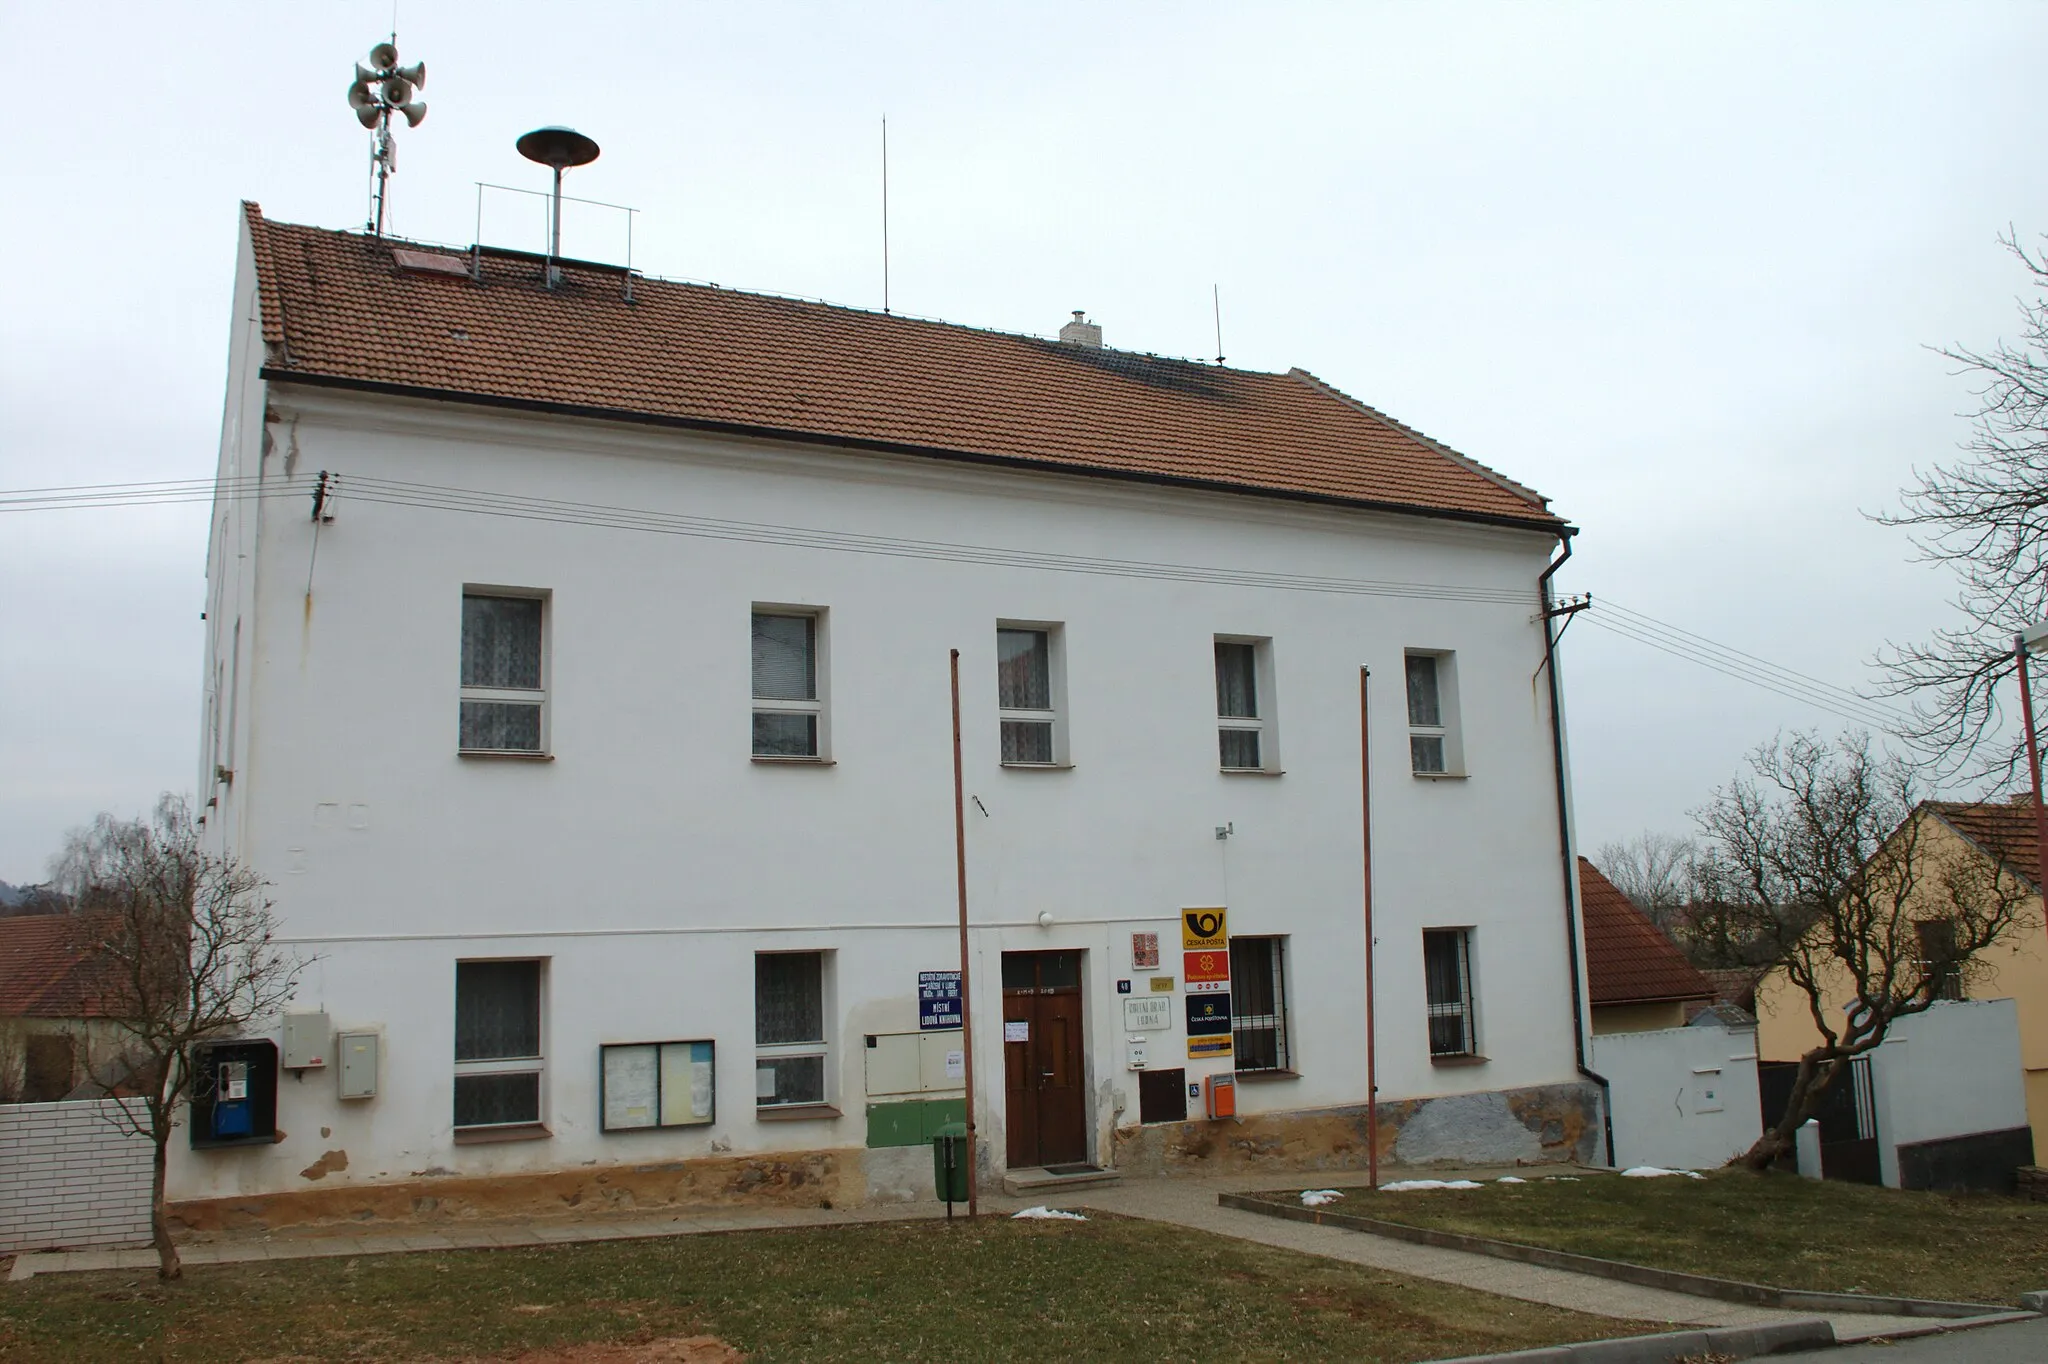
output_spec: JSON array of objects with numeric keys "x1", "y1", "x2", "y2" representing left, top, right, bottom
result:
[{"x1": 1758, "y1": 1056, "x2": 1879, "y2": 1184}]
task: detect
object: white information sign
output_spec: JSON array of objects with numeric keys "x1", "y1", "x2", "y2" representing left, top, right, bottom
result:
[
  {"x1": 603, "y1": 1045, "x2": 659, "y2": 1130},
  {"x1": 1123, "y1": 996, "x2": 1172, "y2": 1032},
  {"x1": 945, "y1": 1049, "x2": 965, "y2": 1079},
  {"x1": 1005, "y1": 1020, "x2": 1030, "y2": 1043}
]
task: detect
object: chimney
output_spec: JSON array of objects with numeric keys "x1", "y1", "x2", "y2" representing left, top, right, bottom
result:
[{"x1": 1058, "y1": 310, "x2": 1102, "y2": 348}]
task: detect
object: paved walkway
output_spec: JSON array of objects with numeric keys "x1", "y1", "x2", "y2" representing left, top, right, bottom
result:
[{"x1": 1, "y1": 1168, "x2": 1998, "y2": 1349}]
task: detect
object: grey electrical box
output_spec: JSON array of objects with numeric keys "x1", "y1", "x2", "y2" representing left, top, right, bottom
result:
[
  {"x1": 282, "y1": 1011, "x2": 332, "y2": 1069},
  {"x1": 337, "y1": 1030, "x2": 379, "y2": 1099}
]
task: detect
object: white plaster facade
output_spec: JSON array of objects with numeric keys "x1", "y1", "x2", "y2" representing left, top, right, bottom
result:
[{"x1": 179, "y1": 216, "x2": 1596, "y2": 1205}]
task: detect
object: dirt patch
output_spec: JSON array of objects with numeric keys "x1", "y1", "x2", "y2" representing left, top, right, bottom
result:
[
  {"x1": 470, "y1": 1337, "x2": 742, "y2": 1363},
  {"x1": 299, "y1": 1149, "x2": 349, "y2": 1180}
]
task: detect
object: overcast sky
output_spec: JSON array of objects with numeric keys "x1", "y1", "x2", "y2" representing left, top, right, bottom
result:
[{"x1": 4, "y1": 3, "x2": 2045, "y2": 883}]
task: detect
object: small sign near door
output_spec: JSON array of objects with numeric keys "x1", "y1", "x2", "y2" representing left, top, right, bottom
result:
[
  {"x1": 918, "y1": 971, "x2": 963, "y2": 1031},
  {"x1": 1004, "y1": 1019, "x2": 1029, "y2": 1043},
  {"x1": 1123, "y1": 996, "x2": 1171, "y2": 1032},
  {"x1": 1185, "y1": 949, "x2": 1230, "y2": 984}
]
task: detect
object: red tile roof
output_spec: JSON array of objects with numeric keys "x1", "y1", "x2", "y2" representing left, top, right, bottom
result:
[
  {"x1": 1927, "y1": 797, "x2": 2043, "y2": 892},
  {"x1": 0, "y1": 915, "x2": 125, "y2": 1019},
  {"x1": 243, "y1": 205, "x2": 1563, "y2": 530},
  {"x1": 1579, "y1": 857, "x2": 1716, "y2": 1007}
]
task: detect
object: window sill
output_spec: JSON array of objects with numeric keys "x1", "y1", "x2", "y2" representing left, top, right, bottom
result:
[
  {"x1": 751, "y1": 756, "x2": 836, "y2": 766},
  {"x1": 1412, "y1": 771, "x2": 1468, "y2": 781},
  {"x1": 1220, "y1": 767, "x2": 1285, "y2": 778},
  {"x1": 1232, "y1": 1068, "x2": 1300, "y2": 1082},
  {"x1": 1430, "y1": 1053, "x2": 1490, "y2": 1068},
  {"x1": 755, "y1": 1103, "x2": 842, "y2": 1122},
  {"x1": 459, "y1": 750, "x2": 555, "y2": 761},
  {"x1": 453, "y1": 1122, "x2": 552, "y2": 1145},
  {"x1": 1001, "y1": 762, "x2": 1075, "y2": 771}
]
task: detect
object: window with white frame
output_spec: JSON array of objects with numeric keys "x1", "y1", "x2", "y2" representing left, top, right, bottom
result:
[
  {"x1": 1215, "y1": 638, "x2": 1276, "y2": 771},
  {"x1": 752, "y1": 608, "x2": 826, "y2": 758},
  {"x1": 997, "y1": 624, "x2": 1065, "y2": 765},
  {"x1": 1916, "y1": 919, "x2": 1964, "y2": 1002},
  {"x1": 1422, "y1": 928, "x2": 1477, "y2": 1058},
  {"x1": 1230, "y1": 935, "x2": 1292, "y2": 1072},
  {"x1": 454, "y1": 959, "x2": 545, "y2": 1129},
  {"x1": 756, "y1": 951, "x2": 829, "y2": 1108},
  {"x1": 460, "y1": 591, "x2": 547, "y2": 753},
  {"x1": 1405, "y1": 651, "x2": 1461, "y2": 776}
]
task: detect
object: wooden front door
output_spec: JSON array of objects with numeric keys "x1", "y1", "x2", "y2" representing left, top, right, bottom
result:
[{"x1": 1002, "y1": 950, "x2": 1088, "y2": 1169}]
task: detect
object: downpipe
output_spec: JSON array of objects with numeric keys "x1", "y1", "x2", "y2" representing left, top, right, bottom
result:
[{"x1": 1539, "y1": 533, "x2": 1616, "y2": 1167}]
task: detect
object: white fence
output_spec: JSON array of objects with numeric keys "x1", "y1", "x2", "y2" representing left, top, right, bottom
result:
[
  {"x1": 0, "y1": 1098, "x2": 154, "y2": 1252},
  {"x1": 1869, "y1": 998, "x2": 2030, "y2": 1187},
  {"x1": 1590, "y1": 1023, "x2": 1762, "y2": 1172}
]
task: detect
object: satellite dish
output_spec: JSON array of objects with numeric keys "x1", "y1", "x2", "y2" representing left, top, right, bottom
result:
[
  {"x1": 397, "y1": 101, "x2": 427, "y2": 128},
  {"x1": 369, "y1": 42, "x2": 399, "y2": 71},
  {"x1": 517, "y1": 127, "x2": 601, "y2": 170}
]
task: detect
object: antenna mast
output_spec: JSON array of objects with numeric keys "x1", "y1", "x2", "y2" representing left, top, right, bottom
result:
[
  {"x1": 1213, "y1": 284, "x2": 1225, "y2": 366},
  {"x1": 347, "y1": 40, "x2": 428, "y2": 237},
  {"x1": 881, "y1": 116, "x2": 891, "y2": 314}
]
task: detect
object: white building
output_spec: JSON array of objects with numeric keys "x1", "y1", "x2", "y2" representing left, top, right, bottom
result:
[{"x1": 176, "y1": 203, "x2": 1603, "y2": 1221}]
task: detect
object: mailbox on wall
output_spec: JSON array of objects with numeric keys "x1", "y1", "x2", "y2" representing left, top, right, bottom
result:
[{"x1": 189, "y1": 1038, "x2": 279, "y2": 1149}]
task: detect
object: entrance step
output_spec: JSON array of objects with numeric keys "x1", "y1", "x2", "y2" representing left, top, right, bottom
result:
[{"x1": 1002, "y1": 1164, "x2": 1123, "y2": 1197}]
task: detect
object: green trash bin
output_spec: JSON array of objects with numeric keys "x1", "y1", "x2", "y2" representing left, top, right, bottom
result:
[{"x1": 932, "y1": 1121, "x2": 969, "y2": 1211}]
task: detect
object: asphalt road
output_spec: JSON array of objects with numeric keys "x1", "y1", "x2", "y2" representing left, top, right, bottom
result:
[{"x1": 1820, "y1": 1316, "x2": 2048, "y2": 1362}]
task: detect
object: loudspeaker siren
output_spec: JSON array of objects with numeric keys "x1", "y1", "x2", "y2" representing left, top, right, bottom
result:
[{"x1": 369, "y1": 42, "x2": 398, "y2": 71}]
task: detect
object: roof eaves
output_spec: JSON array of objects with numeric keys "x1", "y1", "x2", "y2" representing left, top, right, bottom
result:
[
  {"x1": 1287, "y1": 368, "x2": 1560, "y2": 519},
  {"x1": 259, "y1": 369, "x2": 1579, "y2": 535}
]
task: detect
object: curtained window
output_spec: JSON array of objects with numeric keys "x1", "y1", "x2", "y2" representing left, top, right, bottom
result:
[
  {"x1": 752, "y1": 610, "x2": 825, "y2": 758},
  {"x1": 454, "y1": 959, "x2": 545, "y2": 1129},
  {"x1": 756, "y1": 952, "x2": 829, "y2": 1107},
  {"x1": 1215, "y1": 639, "x2": 1275, "y2": 770},
  {"x1": 1406, "y1": 651, "x2": 1460, "y2": 776},
  {"x1": 460, "y1": 592, "x2": 546, "y2": 753},
  {"x1": 997, "y1": 626, "x2": 1062, "y2": 764}
]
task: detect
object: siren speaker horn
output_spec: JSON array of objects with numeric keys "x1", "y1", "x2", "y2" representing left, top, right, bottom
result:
[
  {"x1": 368, "y1": 42, "x2": 398, "y2": 71},
  {"x1": 382, "y1": 76, "x2": 414, "y2": 104},
  {"x1": 355, "y1": 105, "x2": 381, "y2": 129},
  {"x1": 347, "y1": 79, "x2": 376, "y2": 110},
  {"x1": 397, "y1": 101, "x2": 427, "y2": 127},
  {"x1": 393, "y1": 61, "x2": 425, "y2": 90}
]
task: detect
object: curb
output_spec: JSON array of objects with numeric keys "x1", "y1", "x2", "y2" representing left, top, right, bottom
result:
[
  {"x1": 1423, "y1": 1317, "x2": 1834, "y2": 1363},
  {"x1": 1220, "y1": 1192, "x2": 2012, "y2": 1319}
]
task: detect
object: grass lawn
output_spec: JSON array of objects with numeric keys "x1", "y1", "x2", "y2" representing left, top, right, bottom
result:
[
  {"x1": 1251, "y1": 1169, "x2": 2048, "y2": 1306},
  {"x1": 0, "y1": 1213, "x2": 1642, "y2": 1363}
]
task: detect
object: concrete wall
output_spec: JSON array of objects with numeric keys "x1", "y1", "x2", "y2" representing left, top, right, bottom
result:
[
  {"x1": 1870, "y1": 999, "x2": 2030, "y2": 1187},
  {"x1": 1590, "y1": 1024, "x2": 1761, "y2": 1171},
  {"x1": 0, "y1": 1099, "x2": 153, "y2": 1252},
  {"x1": 179, "y1": 229, "x2": 1591, "y2": 1205}
]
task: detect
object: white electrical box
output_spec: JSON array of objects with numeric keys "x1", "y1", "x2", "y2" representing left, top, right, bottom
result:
[
  {"x1": 282, "y1": 1011, "x2": 331, "y2": 1069},
  {"x1": 336, "y1": 1030, "x2": 379, "y2": 1099}
]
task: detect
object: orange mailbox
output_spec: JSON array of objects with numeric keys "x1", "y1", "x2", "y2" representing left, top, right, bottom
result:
[{"x1": 1204, "y1": 1073, "x2": 1236, "y2": 1120}]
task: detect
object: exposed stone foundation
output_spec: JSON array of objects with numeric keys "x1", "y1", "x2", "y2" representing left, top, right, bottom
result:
[
  {"x1": 168, "y1": 1149, "x2": 848, "y2": 1236},
  {"x1": 1112, "y1": 1080, "x2": 1601, "y2": 1177},
  {"x1": 2017, "y1": 1165, "x2": 2048, "y2": 1203}
]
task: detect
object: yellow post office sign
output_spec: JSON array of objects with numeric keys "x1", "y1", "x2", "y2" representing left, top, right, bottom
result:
[{"x1": 1182, "y1": 907, "x2": 1227, "y2": 951}]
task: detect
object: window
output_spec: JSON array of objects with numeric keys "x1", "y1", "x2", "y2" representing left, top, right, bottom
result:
[
  {"x1": 752, "y1": 608, "x2": 826, "y2": 758},
  {"x1": 1422, "y1": 929, "x2": 1476, "y2": 1058},
  {"x1": 997, "y1": 624, "x2": 1066, "y2": 765},
  {"x1": 1916, "y1": 920, "x2": 1964, "y2": 1002},
  {"x1": 1215, "y1": 638, "x2": 1277, "y2": 771},
  {"x1": 756, "y1": 951, "x2": 829, "y2": 1108},
  {"x1": 454, "y1": 959, "x2": 544, "y2": 1129},
  {"x1": 1230, "y1": 936, "x2": 1291, "y2": 1072},
  {"x1": 460, "y1": 592, "x2": 546, "y2": 753},
  {"x1": 1405, "y1": 651, "x2": 1461, "y2": 776}
]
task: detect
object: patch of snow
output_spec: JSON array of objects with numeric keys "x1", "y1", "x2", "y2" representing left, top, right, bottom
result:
[
  {"x1": 1495, "y1": 1176, "x2": 1528, "y2": 1184},
  {"x1": 1011, "y1": 1206, "x2": 1088, "y2": 1220},
  {"x1": 1300, "y1": 1189, "x2": 1345, "y2": 1206},
  {"x1": 1378, "y1": 1179, "x2": 1485, "y2": 1192},
  {"x1": 1620, "y1": 1166, "x2": 1705, "y2": 1180},
  {"x1": 1542, "y1": 1176, "x2": 1582, "y2": 1182}
]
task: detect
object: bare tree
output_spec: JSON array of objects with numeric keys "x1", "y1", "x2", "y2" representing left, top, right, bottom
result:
[
  {"x1": 1593, "y1": 831, "x2": 1701, "y2": 934},
  {"x1": 53, "y1": 795, "x2": 304, "y2": 1280},
  {"x1": 1876, "y1": 230, "x2": 2048, "y2": 785},
  {"x1": 1690, "y1": 732, "x2": 2036, "y2": 1170}
]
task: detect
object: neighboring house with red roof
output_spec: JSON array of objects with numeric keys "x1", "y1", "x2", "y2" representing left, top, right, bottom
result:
[
  {"x1": 1579, "y1": 858, "x2": 1715, "y2": 1034},
  {"x1": 0, "y1": 915, "x2": 128, "y2": 1103},
  {"x1": 178, "y1": 197, "x2": 1597, "y2": 1217},
  {"x1": 1756, "y1": 796, "x2": 2045, "y2": 1164}
]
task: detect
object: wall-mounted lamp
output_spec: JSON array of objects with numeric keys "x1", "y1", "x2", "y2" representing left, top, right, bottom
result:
[
  {"x1": 1037, "y1": 910, "x2": 1055, "y2": 928},
  {"x1": 1215, "y1": 822, "x2": 1235, "y2": 841}
]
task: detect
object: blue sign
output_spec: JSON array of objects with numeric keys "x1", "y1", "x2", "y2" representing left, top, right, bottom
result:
[{"x1": 919, "y1": 970, "x2": 963, "y2": 1031}]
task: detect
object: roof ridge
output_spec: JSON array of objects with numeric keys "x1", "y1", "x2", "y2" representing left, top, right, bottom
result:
[
  {"x1": 248, "y1": 209, "x2": 1292, "y2": 379},
  {"x1": 1287, "y1": 369, "x2": 1552, "y2": 512}
]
